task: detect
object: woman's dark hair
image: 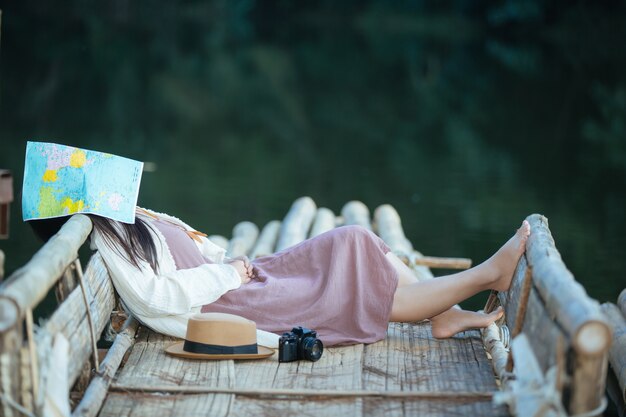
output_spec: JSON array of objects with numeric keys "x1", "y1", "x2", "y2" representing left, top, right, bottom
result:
[{"x1": 28, "y1": 213, "x2": 160, "y2": 272}]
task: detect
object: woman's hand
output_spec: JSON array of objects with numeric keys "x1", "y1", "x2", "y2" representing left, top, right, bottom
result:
[{"x1": 225, "y1": 256, "x2": 254, "y2": 285}]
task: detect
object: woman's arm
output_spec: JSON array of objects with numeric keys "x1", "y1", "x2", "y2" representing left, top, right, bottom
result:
[{"x1": 94, "y1": 231, "x2": 242, "y2": 318}]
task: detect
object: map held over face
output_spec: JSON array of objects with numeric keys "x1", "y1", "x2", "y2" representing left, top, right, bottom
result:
[{"x1": 22, "y1": 141, "x2": 143, "y2": 223}]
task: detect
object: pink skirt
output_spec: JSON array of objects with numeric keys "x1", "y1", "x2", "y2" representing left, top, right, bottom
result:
[{"x1": 201, "y1": 225, "x2": 399, "y2": 346}]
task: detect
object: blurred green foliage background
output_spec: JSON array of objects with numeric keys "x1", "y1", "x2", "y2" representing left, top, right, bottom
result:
[{"x1": 0, "y1": 0, "x2": 625, "y2": 308}]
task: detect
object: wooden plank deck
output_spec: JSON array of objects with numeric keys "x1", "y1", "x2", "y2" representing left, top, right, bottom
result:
[{"x1": 100, "y1": 322, "x2": 508, "y2": 417}]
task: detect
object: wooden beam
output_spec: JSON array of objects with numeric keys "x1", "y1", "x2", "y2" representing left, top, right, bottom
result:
[{"x1": 108, "y1": 384, "x2": 495, "y2": 400}]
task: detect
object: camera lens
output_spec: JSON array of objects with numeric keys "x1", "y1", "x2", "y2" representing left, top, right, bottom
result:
[{"x1": 300, "y1": 337, "x2": 323, "y2": 362}]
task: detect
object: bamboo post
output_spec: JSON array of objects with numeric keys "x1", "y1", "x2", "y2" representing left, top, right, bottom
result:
[
  {"x1": 249, "y1": 221, "x2": 281, "y2": 259},
  {"x1": 412, "y1": 256, "x2": 472, "y2": 269},
  {"x1": 226, "y1": 221, "x2": 259, "y2": 258},
  {"x1": 72, "y1": 317, "x2": 139, "y2": 417},
  {"x1": 275, "y1": 197, "x2": 316, "y2": 251},
  {"x1": 309, "y1": 208, "x2": 336, "y2": 238},
  {"x1": 374, "y1": 204, "x2": 433, "y2": 281},
  {"x1": 601, "y1": 302, "x2": 626, "y2": 403},
  {"x1": 207, "y1": 235, "x2": 229, "y2": 250},
  {"x1": 525, "y1": 214, "x2": 611, "y2": 415},
  {"x1": 341, "y1": 201, "x2": 372, "y2": 230}
]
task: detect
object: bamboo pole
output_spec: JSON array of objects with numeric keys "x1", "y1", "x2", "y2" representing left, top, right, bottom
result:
[
  {"x1": 0, "y1": 215, "x2": 92, "y2": 341},
  {"x1": 412, "y1": 256, "x2": 472, "y2": 269},
  {"x1": 207, "y1": 235, "x2": 229, "y2": 250},
  {"x1": 341, "y1": 201, "x2": 372, "y2": 230},
  {"x1": 525, "y1": 214, "x2": 611, "y2": 356},
  {"x1": 72, "y1": 318, "x2": 139, "y2": 417},
  {"x1": 525, "y1": 214, "x2": 611, "y2": 415},
  {"x1": 108, "y1": 384, "x2": 495, "y2": 400},
  {"x1": 374, "y1": 204, "x2": 433, "y2": 281},
  {"x1": 309, "y1": 208, "x2": 336, "y2": 238},
  {"x1": 275, "y1": 197, "x2": 316, "y2": 252},
  {"x1": 249, "y1": 221, "x2": 281, "y2": 259},
  {"x1": 373, "y1": 204, "x2": 412, "y2": 253},
  {"x1": 601, "y1": 302, "x2": 626, "y2": 403},
  {"x1": 226, "y1": 221, "x2": 259, "y2": 258}
]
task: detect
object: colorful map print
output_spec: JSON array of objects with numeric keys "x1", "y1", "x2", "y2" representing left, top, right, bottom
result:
[{"x1": 22, "y1": 141, "x2": 143, "y2": 223}]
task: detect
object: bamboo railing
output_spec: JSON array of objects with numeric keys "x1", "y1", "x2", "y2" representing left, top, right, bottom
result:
[
  {"x1": 0, "y1": 215, "x2": 133, "y2": 417},
  {"x1": 482, "y1": 214, "x2": 612, "y2": 417}
]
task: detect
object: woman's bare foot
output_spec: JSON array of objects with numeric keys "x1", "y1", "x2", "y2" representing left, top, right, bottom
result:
[
  {"x1": 430, "y1": 306, "x2": 504, "y2": 339},
  {"x1": 478, "y1": 220, "x2": 531, "y2": 292}
]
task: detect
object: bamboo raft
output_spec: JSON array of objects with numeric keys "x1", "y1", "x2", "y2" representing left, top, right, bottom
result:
[{"x1": 0, "y1": 197, "x2": 620, "y2": 417}]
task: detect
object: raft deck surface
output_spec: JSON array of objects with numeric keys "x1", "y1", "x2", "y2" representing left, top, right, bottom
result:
[
  {"x1": 101, "y1": 324, "x2": 507, "y2": 417},
  {"x1": 2, "y1": 197, "x2": 612, "y2": 417}
]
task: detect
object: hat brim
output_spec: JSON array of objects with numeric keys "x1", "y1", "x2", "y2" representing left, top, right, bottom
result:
[{"x1": 165, "y1": 342, "x2": 275, "y2": 360}]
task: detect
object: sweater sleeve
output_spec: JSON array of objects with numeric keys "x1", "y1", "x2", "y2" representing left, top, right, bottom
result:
[{"x1": 94, "y1": 231, "x2": 241, "y2": 318}]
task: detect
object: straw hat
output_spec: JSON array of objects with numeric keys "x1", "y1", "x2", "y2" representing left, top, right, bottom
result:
[{"x1": 165, "y1": 313, "x2": 275, "y2": 360}]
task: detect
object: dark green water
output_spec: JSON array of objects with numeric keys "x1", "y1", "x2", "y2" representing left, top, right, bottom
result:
[{"x1": 1, "y1": 2, "x2": 625, "y2": 310}]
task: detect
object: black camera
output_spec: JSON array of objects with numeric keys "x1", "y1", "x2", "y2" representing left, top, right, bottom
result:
[{"x1": 278, "y1": 327, "x2": 324, "y2": 363}]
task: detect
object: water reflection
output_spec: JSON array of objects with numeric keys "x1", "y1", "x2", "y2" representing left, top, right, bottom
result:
[{"x1": 0, "y1": 2, "x2": 624, "y2": 308}]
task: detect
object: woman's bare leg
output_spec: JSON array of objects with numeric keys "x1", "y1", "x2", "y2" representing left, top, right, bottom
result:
[
  {"x1": 387, "y1": 220, "x2": 530, "y2": 335},
  {"x1": 385, "y1": 251, "x2": 507, "y2": 337},
  {"x1": 384, "y1": 252, "x2": 420, "y2": 287}
]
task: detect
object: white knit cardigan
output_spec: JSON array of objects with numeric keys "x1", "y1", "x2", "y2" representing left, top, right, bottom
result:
[{"x1": 91, "y1": 208, "x2": 279, "y2": 348}]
